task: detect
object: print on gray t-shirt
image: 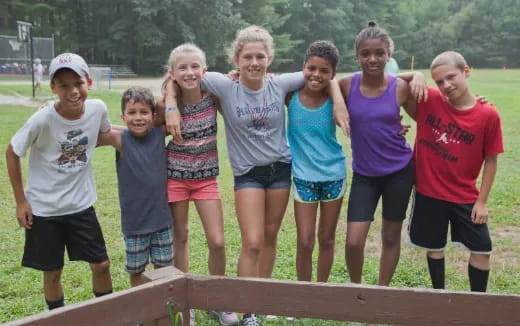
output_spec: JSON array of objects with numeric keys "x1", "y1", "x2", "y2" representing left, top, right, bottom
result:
[{"x1": 203, "y1": 71, "x2": 304, "y2": 176}]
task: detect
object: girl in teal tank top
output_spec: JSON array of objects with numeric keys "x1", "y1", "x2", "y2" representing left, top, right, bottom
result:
[{"x1": 287, "y1": 41, "x2": 347, "y2": 284}]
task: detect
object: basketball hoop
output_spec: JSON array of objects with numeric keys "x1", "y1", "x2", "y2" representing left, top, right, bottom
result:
[{"x1": 8, "y1": 39, "x2": 23, "y2": 51}]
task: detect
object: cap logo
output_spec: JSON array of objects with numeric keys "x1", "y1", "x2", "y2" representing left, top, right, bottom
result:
[{"x1": 57, "y1": 54, "x2": 73, "y2": 64}]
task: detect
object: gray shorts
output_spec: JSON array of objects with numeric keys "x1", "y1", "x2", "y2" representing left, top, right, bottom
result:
[{"x1": 234, "y1": 161, "x2": 291, "y2": 191}]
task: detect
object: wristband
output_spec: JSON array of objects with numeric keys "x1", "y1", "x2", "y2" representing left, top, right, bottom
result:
[{"x1": 165, "y1": 106, "x2": 178, "y2": 113}]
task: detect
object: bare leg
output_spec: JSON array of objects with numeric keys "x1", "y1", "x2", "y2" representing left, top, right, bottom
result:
[
  {"x1": 129, "y1": 272, "x2": 145, "y2": 287},
  {"x1": 43, "y1": 269, "x2": 63, "y2": 301},
  {"x1": 258, "y1": 188, "x2": 290, "y2": 278},
  {"x1": 195, "y1": 199, "x2": 226, "y2": 276},
  {"x1": 295, "y1": 201, "x2": 318, "y2": 281},
  {"x1": 345, "y1": 221, "x2": 371, "y2": 283},
  {"x1": 469, "y1": 253, "x2": 490, "y2": 270},
  {"x1": 235, "y1": 188, "x2": 266, "y2": 277},
  {"x1": 170, "y1": 201, "x2": 190, "y2": 272},
  {"x1": 316, "y1": 198, "x2": 342, "y2": 282},
  {"x1": 90, "y1": 259, "x2": 112, "y2": 293},
  {"x1": 378, "y1": 219, "x2": 403, "y2": 286}
]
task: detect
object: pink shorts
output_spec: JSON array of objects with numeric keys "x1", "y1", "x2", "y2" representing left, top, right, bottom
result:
[{"x1": 167, "y1": 177, "x2": 221, "y2": 202}]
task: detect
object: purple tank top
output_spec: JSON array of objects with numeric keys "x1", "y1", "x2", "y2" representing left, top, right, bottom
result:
[{"x1": 347, "y1": 72, "x2": 412, "y2": 176}]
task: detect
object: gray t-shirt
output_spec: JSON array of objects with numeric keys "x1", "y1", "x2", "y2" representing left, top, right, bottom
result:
[
  {"x1": 203, "y1": 71, "x2": 304, "y2": 176},
  {"x1": 10, "y1": 99, "x2": 110, "y2": 216},
  {"x1": 116, "y1": 127, "x2": 172, "y2": 236}
]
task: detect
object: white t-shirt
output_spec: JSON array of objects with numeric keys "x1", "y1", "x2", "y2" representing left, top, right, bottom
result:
[
  {"x1": 34, "y1": 63, "x2": 44, "y2": 82},
  {"x1": 10, "y1": 99, "x2": 111, "y2": 217}
]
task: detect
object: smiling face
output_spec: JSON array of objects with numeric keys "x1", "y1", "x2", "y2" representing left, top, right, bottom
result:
[
  {"x1": 431, "y1": 64, "x2": 470, "y2": 104},
  {"x1": 356, "y1": 38, "x2": 389, "y2": 76},
  {"x1": 170, "y1": 54, "x2": 206, "y2": 91},
  {"x1": 51, "y1": 69, "x2": 92, "y2": 113},
  {"x1": 302, "y1": 56, "x2": 334, "y2": 93},
  {"x1": 234, "y1": 41, "x2": 272, "y2": 89},
  {"x1": 121, "y1": 100, "x2": 154, "y2": 137}
]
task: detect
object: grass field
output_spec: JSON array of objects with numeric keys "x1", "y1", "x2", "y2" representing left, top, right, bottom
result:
[{"x1": 0, "y1": 69, "x2": 519, "y2": 325}]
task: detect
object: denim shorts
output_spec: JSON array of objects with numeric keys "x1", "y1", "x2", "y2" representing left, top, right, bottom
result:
[{"x1": 234, "y1": 161, "x2": 292, "y2": 191}]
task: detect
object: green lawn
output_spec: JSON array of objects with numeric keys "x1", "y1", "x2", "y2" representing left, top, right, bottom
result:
[{"x1": 0, "y1": 69, "x2": 519, "y2": 325}]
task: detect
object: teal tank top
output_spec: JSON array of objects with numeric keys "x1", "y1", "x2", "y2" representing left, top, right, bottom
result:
[{"x1": 287, "y1": 91, "x2": 346, "y2": 182}]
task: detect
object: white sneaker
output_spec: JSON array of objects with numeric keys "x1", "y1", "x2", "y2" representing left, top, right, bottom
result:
[
  {"x1": 209, "y1": 311, "x2": 240, "y2": 326},
  {"x1": 189, "y1": 309, "x2": 196, "y2": 326}
]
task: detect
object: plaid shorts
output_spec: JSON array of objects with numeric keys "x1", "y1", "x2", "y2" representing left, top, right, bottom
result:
[{"x1": 124, "y1": 227, "x2": 173, "y2": 274}]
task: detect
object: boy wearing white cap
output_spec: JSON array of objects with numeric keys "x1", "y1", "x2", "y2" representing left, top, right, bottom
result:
[{"x1": 6, "y1": 53, "x2": 113, "y2": 311}]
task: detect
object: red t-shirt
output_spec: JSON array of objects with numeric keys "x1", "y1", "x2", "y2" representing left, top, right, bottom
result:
[{"x1": 414, "y1": 88, "x2": 504, "y2": 203}]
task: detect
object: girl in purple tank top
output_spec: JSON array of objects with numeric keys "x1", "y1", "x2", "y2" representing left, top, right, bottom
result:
[{"x1": 338, "y1": 21, "x2": 426, "y2": 287}]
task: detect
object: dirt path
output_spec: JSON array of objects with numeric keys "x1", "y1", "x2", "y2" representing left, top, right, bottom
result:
[
  {"x1": 0, "y1": 94, "x2": 39, "y2": 107},
  {"x1": 0, "y1": 77, "x2": 165, "y2": 95}
]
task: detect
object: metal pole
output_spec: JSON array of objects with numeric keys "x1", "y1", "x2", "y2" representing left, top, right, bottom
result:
[{"x1": 30, "y1": 25, "x2": 35, "y2": 98}]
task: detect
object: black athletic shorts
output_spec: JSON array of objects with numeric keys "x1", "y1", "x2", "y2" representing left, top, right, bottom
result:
[
  {"x1": 407, "y1": 192, "x2": 492, "y2": 254},
  {"x1": 22, "y1": 206, "x2": 109, "y2": 271},
  {"x1": 347, "y1": 161, "x2": 414, "y2": 222}
]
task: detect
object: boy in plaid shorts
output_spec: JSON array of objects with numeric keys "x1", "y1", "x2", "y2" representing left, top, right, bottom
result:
[{"x1": 99, "y1": 87, "x2": 173, "y2": 286}]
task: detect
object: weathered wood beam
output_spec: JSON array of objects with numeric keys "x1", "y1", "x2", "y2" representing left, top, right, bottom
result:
[
  {"x1": 184, "y1": 274, "x2": 520, "y2": 326},
  {"x1": 7, "y1": 271, "x2": 186, "y2": 326}
]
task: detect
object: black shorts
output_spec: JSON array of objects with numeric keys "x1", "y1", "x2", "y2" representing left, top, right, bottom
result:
[
  {"x1": 22, "y1": 206, "x2": 109, "y2": 271},
  {"x1": 347, "y1": 161, "x2": 414, "y2": 222},
  {"x1": 407, "y1": 192, "x2": 492, "y2": 254}
]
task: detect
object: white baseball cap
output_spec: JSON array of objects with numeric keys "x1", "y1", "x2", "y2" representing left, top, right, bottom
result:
[{"x1": 49, "y1": 53, "x2": 89, "y2": 80}]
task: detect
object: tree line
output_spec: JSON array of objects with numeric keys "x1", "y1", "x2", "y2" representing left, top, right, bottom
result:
[{"x1": 3, "y1": 0, "x2": 519, "y2": 74}]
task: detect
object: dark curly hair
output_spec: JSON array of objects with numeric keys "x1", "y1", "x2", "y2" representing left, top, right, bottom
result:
[{"x1": 304, "y1": 40, "x2": 340, "y2": 73}]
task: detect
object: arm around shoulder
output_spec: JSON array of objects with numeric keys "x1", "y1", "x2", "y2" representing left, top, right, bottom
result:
[
  {"x1": 398, "y1": 79, "x2": 418, "y2": 121},
  {"x1": 97, "y1": 128, "x2": 122, "y2": 152},
  {"x1": 329, "y1": 79, "x2": 350, "y2": 137}
]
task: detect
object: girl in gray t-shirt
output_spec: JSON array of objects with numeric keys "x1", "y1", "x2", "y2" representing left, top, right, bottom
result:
[{"x1": 165, "y1": 26, "x2": 348, "y2": 325}]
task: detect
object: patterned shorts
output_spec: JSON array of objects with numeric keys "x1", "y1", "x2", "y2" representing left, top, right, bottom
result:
[
  {"x1": 124, "y1": 227, "x2": 173, "y2": 274},
  {"x1": 293, "y1": 177, "x2": 346, "y2": 203}
]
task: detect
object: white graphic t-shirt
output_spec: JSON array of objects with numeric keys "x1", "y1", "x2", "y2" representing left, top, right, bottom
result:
[{"x1": 11, "y1": 99, "x2": 111, "y2": 216}]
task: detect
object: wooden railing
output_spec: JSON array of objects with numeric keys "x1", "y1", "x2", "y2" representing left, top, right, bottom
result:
[{"x1": 6, "y1": 266, "x2": 520, "y2": 326}]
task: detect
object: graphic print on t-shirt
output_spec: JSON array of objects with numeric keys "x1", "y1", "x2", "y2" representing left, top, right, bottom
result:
[
  {"x1": 418, "y1": 113, "x2": 475, "y2": 163},
  {"x1": 236, "y1": 99, "x2": 279, "y2": 140},
  {"x1": 57, "y1": 129, "x2": 88, "y2": 168}
]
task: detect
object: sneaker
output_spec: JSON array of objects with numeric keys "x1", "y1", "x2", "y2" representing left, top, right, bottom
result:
[
  {"x1": 265, "y1": 315, "x2": 278, "y2": 320},
  {"x1": 240, "y1": 313, "x2": 261, "y2": 326},
  {"x1": 189, "y1": 309, "x2": 196, "y2": 326},
  {"x1": 209, "y1": 311, "x2": 240, "y2": 326},
  {"x1": 285, "y1": 316, "x2": 296, "y2": 323}
]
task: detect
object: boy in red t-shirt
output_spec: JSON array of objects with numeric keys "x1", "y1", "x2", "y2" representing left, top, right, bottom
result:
[{"x1": 404, "y1": 51, "x2": 503, "y2": 292}]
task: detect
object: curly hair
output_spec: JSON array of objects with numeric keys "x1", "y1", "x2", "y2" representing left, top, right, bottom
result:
[{"x1": 304, "y1": 40, "x2": 340, "y2": 72}]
